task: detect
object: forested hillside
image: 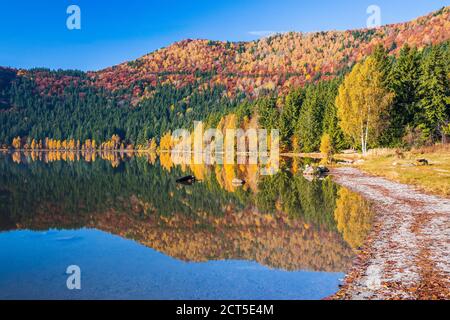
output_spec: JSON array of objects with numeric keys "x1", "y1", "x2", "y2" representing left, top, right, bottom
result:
[
  {"x1": 92, "y1": 6, "x2": 449, "y2": 99},
  {"x1": 0, "y1": 7, "x2": 449, "y2": 150}
]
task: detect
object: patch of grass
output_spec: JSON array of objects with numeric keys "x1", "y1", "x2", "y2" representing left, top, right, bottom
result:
[{"x1": 355, "y1": 145, "x2": 450, "y2": 197}]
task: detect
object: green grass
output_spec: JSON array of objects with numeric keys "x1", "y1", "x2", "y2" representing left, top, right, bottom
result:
[{"x1": 355, "y1": 145, "x2": 450, "y2": 197}]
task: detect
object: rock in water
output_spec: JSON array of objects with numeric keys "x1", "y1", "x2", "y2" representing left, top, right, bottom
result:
[
  {"x1": 317, "y1": 165, "x2": 330, "y2": 174},
  {"x1": 304, "y1": 165, "x2": 329, "y2": 176},
  {"x1": 176, "y1": 175, "x2": 196, "y2": 184},
  {"x1": 232, "y1": 178, "x2": 245, "y2": 186},
  {"x1": 415, "y1": 159, "x2": 429, "y2": 166}
]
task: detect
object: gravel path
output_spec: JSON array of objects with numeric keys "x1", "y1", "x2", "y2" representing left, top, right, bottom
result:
[{"x1": 331, "y1": 167, "x2": 450, "y2": 300}]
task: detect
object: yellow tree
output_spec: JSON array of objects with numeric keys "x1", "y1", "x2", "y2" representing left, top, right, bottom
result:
[
  {"x1": 148, "y1": 138, "x2": 157, "y2": 151},
  {"x1": 111, "y1": 134, "x2": 121, "y2": 149},
  {"x1": 319, "y1": 133, "x2": 333, "y2": 163},
  {"x1": 69, "y1": 139, "x2": 75, "y2": 150},
  {"x1": 334, "y1": 188, "x2": 374, "y2": 250},
  {"x1": 335, "y1": 56, "x2": 394, "y2": 155},
  {"x1": 159, "y1": 132, "x2": 173, "y2": 151},
  {"x1": 12, "y1": 136, "x2": 21, "y2": 149},
  {"x1": 84, "y1": 139, "x2": 91, "y2": 150}
]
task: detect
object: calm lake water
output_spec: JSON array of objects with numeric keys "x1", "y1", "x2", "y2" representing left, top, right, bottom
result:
[{"x1": 0, "y1": 151, "x2": 374, "y2": 300}]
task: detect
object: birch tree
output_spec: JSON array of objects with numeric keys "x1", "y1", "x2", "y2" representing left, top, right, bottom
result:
[{"x1": 335, "y1": 57, "x2": 394, "y2": 155}]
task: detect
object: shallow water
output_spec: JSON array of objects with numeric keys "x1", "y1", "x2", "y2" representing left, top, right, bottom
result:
[{"x1": 0, "y1": 151, "x2": 374, "y2": 299}]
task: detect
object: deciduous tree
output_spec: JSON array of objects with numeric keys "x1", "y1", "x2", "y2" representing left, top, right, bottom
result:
[{"x1": 336, "y1": 57, "x2": 394, "y2": 154}]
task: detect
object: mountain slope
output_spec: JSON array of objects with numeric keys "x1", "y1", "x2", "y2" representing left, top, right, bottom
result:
[{"x1": 90, "y1": 6, "x2": 450, "y2": 99}]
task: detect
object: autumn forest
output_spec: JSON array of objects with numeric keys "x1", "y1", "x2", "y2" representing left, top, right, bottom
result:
[{"x1": 0, "y1": 7, "x2": 449, "y2": 154}]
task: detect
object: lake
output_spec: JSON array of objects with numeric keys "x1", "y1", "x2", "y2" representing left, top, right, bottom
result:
[{"x1": 0, "y1": 151, "x2": 374, "y2": 299}]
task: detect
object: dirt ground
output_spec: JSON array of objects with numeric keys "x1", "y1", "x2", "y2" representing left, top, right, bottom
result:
[{"x1": 330, "y1": 167, "x2": 450, "y2": 300}]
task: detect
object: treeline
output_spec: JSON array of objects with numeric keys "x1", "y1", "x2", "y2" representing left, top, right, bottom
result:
[
  {"x1": 197, "y1": 41, "x2": 449, "y2": 154},
  {"x1": 258, "y1": 78, "x2": 344, "y2": 152},
  {"x1": 9, "y1": 135, "x2": 153, "y2": 151},
  {"x1": 0, "y1": 71, "x2": 243, "y2": 147},
  {"x1": 255, "y1": 41, "x2": 450, "y2": 152},
  {"x1": 382, "y1": 42, "x2": 450, "y2": 146}
]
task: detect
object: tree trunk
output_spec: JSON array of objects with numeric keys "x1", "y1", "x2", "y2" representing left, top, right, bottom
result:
[
  {"x1": 441, "y1": 124, "x2": 448, "y2": 144},
  {"x1": 361, "y1": 121, "x2": 365, "y2": 155},
  {"x1": 361, "y1": 134, "x2": 365, "y2": 155},
  {"x1": 364, "y1": 112, "x2": 370, "y2": 156}
]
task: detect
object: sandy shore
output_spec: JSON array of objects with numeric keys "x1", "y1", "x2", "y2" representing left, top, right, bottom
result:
[{"x1": 330, "y1": 167, "x2": 450, "y2": 300}]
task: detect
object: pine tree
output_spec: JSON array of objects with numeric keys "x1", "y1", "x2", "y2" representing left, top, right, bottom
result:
[
  {"x1": 371, "y1": 44, "x2": 393, "y2": 87},
  {"x1": 321, "y1": 79, "x2": 346, "y2": 151},
  {"x1": 417, "y1": 46, "x2": 450, "y2": 143},
  {"x1": 257, "y1": 96, "x2": 280, "y2": 130},
  {"x1": 279, "y1": 88, "x2": 304, "y2": 147},
  {"x1": 296, "y1": 86, "x2": 324, "y2": 152},
  {"x1": 382, "y1": 45, "x2": 421, "y2": 146}
]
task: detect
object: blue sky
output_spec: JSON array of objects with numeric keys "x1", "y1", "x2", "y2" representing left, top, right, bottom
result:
[{"x1": 1, "y1": 0, "x2": 448, "y2": 71}]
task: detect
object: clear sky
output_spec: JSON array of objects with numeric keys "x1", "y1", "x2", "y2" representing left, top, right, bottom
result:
[{"x1": 1, "y1": 0, "x2": 448, "y2": 71}]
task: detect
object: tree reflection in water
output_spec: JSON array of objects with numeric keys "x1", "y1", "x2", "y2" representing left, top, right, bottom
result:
[{"x1": 0, "y1": 151, "x2": 375, "y2": 273}]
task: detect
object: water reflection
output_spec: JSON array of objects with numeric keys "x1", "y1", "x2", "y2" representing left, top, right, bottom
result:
[{"x1": 0, "y1": 151, "x2": 375, "y2": 298}]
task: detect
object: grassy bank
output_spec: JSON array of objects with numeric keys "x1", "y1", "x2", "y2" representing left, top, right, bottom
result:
[{"x1": 349, "y1": 145, "x2": 450, "y2": 197}]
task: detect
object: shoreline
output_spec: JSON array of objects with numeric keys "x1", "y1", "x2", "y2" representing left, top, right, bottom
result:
[
  {"x1": 3, "y1": 148, "x2": 448, "y2": 198},
  {"x1": 330, "y1": 167, "x2": 450, "y2": 300}
]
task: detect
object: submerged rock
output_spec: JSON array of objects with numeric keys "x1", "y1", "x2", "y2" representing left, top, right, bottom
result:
[{"x1": 176, "y1": 175, "x2": 196, "y2": 185}]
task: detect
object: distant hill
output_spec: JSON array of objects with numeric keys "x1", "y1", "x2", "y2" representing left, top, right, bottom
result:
[
  {"x1": 4, "y1": 7, "x2": 449, "y2": 103},
  {"x1": 90, "y1": 6, "x2": 450, "y2": 100}
]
